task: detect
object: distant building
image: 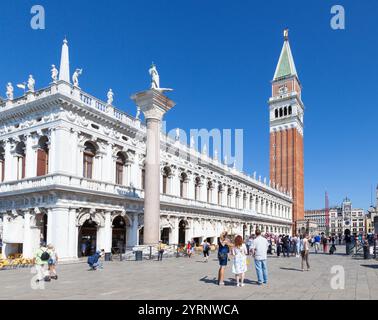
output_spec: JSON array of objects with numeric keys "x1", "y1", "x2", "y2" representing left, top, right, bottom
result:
[
  {"x1": 329, "y1": 198, "x2": 366, "y2": 236},
  {"x1": 304, "y1": 209, "x2": 328, "y2": 234},
  {"x1": 296, "y1": 219, "x2": 318, "y2": 236}
]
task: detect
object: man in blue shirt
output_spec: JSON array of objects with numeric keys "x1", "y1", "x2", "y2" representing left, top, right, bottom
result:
[{"x1": 314, "y1": 234, "x2": 321, "y2": 254}]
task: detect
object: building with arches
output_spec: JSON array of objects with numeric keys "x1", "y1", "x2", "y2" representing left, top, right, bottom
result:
[{"x1": 0, "y1": 37, "x2": 293, "y2": 261}]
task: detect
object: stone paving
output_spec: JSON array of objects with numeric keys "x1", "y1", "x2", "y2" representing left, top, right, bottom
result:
[{"x1": 0, "y1": 246, "x2": 377, "y2": 300}]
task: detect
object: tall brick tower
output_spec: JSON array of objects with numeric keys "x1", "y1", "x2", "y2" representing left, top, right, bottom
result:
[{"x1": 269, "y1": 29, "x2": 304, "y2": 234}]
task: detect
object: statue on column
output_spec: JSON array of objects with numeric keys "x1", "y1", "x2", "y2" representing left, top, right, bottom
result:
[
  {"x1": 149, "y1": 63, "x2": 160, "y2": 89},
  {"x1": 107, "y1": 89, "x2": 114, "y2": 105},
  {"x1": 72, "y1": 68, "x2": 83, "y2": 87},
  {"x1": 27, "y1": 75, "x2": 35, "y2": 92},
  {"x1": 6, "y1": 82, "x2": 14, "y2": 100},
  {"x1": 51, "y1": 65, "x2": 59, "y2": 83},
  {"x1": 135, "y1": 107, "x2": 141, "y2": 120}
]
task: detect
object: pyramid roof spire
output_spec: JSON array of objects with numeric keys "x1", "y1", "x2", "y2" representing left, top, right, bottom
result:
[
  {"x1": 59, "y1": 38, "x2": 70, "y2": 83},
  {"x1": 273, "y1": 29, "x2": 298, "y2": 81}
]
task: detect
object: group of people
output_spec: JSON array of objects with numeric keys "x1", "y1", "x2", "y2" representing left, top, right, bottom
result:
[
  {"x1": 216, "y1": 231, "x2": 316, "y2": 287},
  {"x1": 34, "y1": 243, "x2": 58, "y2": 282},
  {"x1": 217, "y1": 229, "x2": 270, "y2": 287}
]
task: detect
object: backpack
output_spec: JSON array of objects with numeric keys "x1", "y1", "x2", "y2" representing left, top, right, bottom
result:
[{"x1": 40, "y1": 249, "x2": 50, "y2": 261}]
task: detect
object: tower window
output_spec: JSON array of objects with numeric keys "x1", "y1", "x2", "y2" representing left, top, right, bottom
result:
[
  {"x1": 275, "y1": 109, "x2": 278, "y2": 118},
  {"x1": 279, "y1": 108, "x2": 283, "y2": 117},
  {"x1": 284, "y1": 107, "x2": 287, "y2": 116},
  {"x1": 288, "y1": 106, "x2": 292, "y2": 115}
]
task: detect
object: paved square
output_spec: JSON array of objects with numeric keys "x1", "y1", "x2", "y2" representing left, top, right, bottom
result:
[{"x1": 0, "y1": 246, "x2": 377, "y2": 300}]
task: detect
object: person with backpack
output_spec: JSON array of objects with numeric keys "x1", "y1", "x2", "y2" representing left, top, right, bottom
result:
[
  {"x1": 300, "y1": 234, "x2": 310, "y2": 271},
  {"x1": 33, "y1": 243, "x2": 51, "y2": 282},
  {"x1": 87, "y1": 250, "x2": 102, "y2": 270},
  {"x1": 202, "y1": 239, "x2": 210, "y2": 262}
]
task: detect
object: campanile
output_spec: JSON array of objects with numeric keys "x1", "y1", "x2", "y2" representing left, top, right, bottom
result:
[{"x1": 269, "y1": 29, "x2": 304, "y2": 233}]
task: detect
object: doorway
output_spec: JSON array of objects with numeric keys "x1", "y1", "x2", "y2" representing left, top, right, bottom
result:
[
  {"x1": 112, "y1": 216, "x2": 126, "y2": 253},
  {"x1": 78, "y1": 220, "x2": 98, "y2": 257},
  {"x1": 178, "y1": 220, "x2": 186, "y2": 246}
]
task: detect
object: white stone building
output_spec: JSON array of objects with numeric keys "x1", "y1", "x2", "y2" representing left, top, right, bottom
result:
[{"x1": 0, "y1": 40, "x2": 292, "y2": 261}]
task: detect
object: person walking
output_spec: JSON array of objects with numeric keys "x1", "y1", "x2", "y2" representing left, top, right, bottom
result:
[
  {"x1": 322, "y1": 235, "x2": 328, "y2": 253},
  {"x1": 186, "y1": 241, "x2": 192, "y2": 258},
  {"x1": 295, "y1": 234, "x2": 301, "y2": 257},
  {"x1": 190, "y1": 238, "x2": 196, "y2": 256},
  {"x1": 314, "y1": 234, "x2": 321, "y2": 254},
  {"x1": 202, "y1": 239, "x2": 210, "y2": 262},
  {"x1": 217, "y1": 232, "x2": 230, "y2": 286},
  {"x1": 231, "y1": 235, "x2": 248, "y2": 287},
  {"x1": 276, "y1": 235, "x2": 282, "y2": 257},
  {"x1": 282, "y1": 235, "x2": 290, "y2": 257},
  {"x1": 246, "y1": 236, "x2": 253, "y2": 255},
  {"x1": 33, "y1": 243, "x2": 51, "y2": 282},
  {"x1": 300, "y1": 234, "x2": 310, "y2": 272},
  {"x1": 157, "y1": 240, "x2": 164, "y2": 261},
  {"x1": 47, "y1": 244, "x2": 58, "y2": 280},
  {"x1": 251, "y1": 229, "x2": 269, "y2": 285}
]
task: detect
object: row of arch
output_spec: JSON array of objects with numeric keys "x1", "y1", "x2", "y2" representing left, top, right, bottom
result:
[
  {"x1": 161, "y1": 166, "x2": 291, "y2": 218},
  {"x1": 274, "y1": 106, "x2": 292, "y2": 119}
]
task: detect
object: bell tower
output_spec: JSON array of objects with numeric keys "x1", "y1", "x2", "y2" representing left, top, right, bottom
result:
[{"x1": 269, "y1": 29, "x2": 304, "y2": 234}]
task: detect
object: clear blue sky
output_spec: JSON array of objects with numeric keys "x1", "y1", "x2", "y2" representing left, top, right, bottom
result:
[{"x1": 1, "y1": 0, "x2": 377, "y2": 210}]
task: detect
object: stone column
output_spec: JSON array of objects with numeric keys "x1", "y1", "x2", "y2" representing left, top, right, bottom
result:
[
  {"x1": 47, "y1": 207, "x2": 71, "y2": 260},
  {"x1": 131, "y1": 89, "x2": 175, "y2": 245},
  {"x1": 22, "y1": 210, "x2": 33, "y2": 258},
  {"x1": 4, "y1": 139, "x2": 13, "y2": 181},
  {"x1": 103, "y1": 211, "x2": 112, "y2": 260},
  {"x1": 25, "y1": 134, "x2": 37, "y2": 178},
  {"x1": 67, "y1": 208, "x2": 78, "y2": 259}
]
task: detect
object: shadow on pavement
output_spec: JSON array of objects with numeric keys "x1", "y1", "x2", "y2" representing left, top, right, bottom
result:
[
  {"x1": 280, "y1": 267, "x2": 303, "y2": 272},
  {"x1": 360, "y1": 264, "x2": 378, "y2": 269}
]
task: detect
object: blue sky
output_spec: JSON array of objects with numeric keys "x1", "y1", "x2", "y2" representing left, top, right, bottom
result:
[{"x1": 0, "y1": 0, "x2": 377, "y2": 210}]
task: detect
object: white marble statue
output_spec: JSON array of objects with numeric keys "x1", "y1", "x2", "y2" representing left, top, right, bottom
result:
[
  {"x1": 136, "y1": 107, "x2": 141, "y2": 120},
  {"x1": 6, "y1": 82, "x2": 14, "y2": 100},
  {"x1": 51, "y1": 65, "x2": 59, "y2": 82},
  {"x1": 149, "y1": 63, "x2": 160, "y2": 89},
  {"x1": 107, "y1": 89, "x2": 114, "y2": 105},
  {"x1": 27, "y1": 75, "x2": 35, "y2": 92},
  {"x1": 72, "y1": 68, "x2": 83, "y2": 87},
  {"x1": 175, "y1": 128, "x2": 180, "y2": 141}
]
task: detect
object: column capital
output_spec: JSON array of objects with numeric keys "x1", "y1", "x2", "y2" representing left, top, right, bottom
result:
[{"x1": 131, "y1": 89, "x2": 176, "y2": 121}]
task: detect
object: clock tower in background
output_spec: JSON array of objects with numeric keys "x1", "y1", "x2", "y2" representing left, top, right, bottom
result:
[{"x1": 269, "y1": 29, "x2": 304, "y2": 234}]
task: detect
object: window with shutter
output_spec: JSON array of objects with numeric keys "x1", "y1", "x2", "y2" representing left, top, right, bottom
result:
[{"x1": 37, "y1": 148, "x2": 48, "y2": 176}]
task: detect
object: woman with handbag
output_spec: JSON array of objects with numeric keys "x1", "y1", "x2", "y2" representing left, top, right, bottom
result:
[{"x1": 217, "y1": 232, "x2": 231, "y2": 286}]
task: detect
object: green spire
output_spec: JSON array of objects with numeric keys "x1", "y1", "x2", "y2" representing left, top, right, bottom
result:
[{"x1": 273, "y1": 29, "x2": 298, "y2": 80}]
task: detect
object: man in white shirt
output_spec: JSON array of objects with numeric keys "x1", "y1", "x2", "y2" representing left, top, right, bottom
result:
[{"x1": 251, "y1": 229, "x2": 269, "y2": 285}]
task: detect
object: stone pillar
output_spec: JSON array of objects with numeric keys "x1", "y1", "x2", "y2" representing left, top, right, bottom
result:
[
  {"x1": 131, "y1": 89, "x2": 175, "y2": 245},
  {"x1": 67, "y1": 208, "x2": 78, "y2": 259},
  {"x1": 103, "y1": 211, "x2": 112, "y2": 260},
  {"x1": 170, "y1": 217, "x2": 179, "y2": 244},
  {"x1": 4, "y1": 139, "x2": 13, "y2": 181},
  {"x1": 47, "y1": 207, "x2": 71, "y2": 260},
  {"x1": 22, "y1": 210, "x2": 33, "y2": 258},
  {"x1": 127, "y1": 213, "x2": 139, "y2": 247},
  {"x1": 25, "y1": 134, "x2": 37, "y2": 178}
]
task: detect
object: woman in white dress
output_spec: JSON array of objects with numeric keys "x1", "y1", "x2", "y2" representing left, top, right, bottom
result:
[{"x1": 231, "y1": 235, "x2": 248, "y2": 287}]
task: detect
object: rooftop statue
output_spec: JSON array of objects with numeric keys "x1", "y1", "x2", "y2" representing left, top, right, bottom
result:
[
  {"x1": 149, "y1": 63, "x2": 172, "y2": 93},
  {"x1": 6, "y1": 82, "x2": 14, "y2": 100},
  {"x1": 135, "y1": 107, "x2": 141, "y2": 120},
  {"x1": 72, "y1": 68, "x2": 83, "y2": 87},
  {"x1": 107, "y1": 89, "x2": 114, "y2": 105},
  {"x1": 51, "y1": 65, "x2": 59, "y2": 83},
  {"x1": 27, "y1": 75, "x2": 35, "y2": 92},
  {"x1": 149, "y1": 63, "x2": 160, "y2": 89}
]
